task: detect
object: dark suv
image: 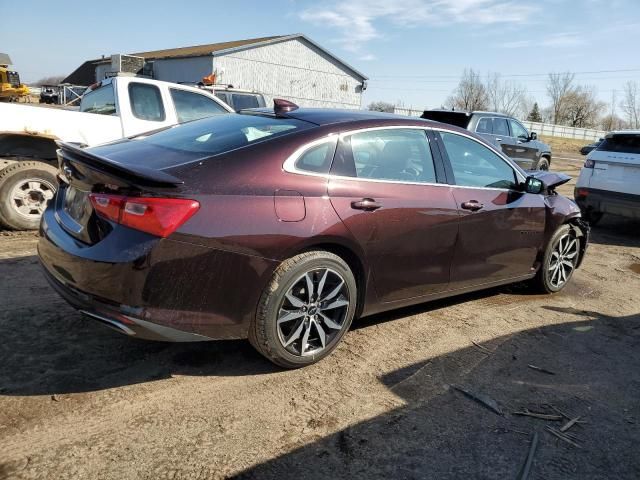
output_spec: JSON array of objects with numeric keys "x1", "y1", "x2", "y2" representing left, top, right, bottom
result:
[{"x1": 422, "y1": 110, "x2": 552, "y2": 170}]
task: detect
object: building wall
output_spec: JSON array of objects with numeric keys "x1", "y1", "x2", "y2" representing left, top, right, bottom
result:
[
  {"x1": 152, "y1": 56, "x2": 215, "y2": 84},
  {"x1": 212, "y1": 38, "x2": 364, "y2": 109}
]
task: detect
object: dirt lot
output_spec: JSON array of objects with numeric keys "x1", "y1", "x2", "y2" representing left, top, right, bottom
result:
[{"x1": 1, "y1": 156, "x2": 639, "y2": 479}]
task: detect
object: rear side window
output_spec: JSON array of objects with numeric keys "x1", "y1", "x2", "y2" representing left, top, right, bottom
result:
[
  {"x1": 493, "y1": 118, "x2": 510, "y2": 137},
  {"x1": 232, "y1": 93, "x2": 261, "y2": 110},
  {"x1": 476, "y1": 118, "x2": 493, "y2": 134},
  {"x1": 440, "y1": 132, "x2": 517, "y2": 189},
  {"x1": 333, "y1": 128, "x2": 437, "y2": 183},
  {"x1": 599, "y1": 134, "x2": 640, "y2": 154},
  {"x1": 295, "y1": 142, "x2": 336, "y2": 174},
  {"x1": 138, "y1": 113, "x2": 311, "y2": 156},
  {"x1": 129, "y1": 83, "x2": 165, "y2": 121},
  {"x1": 80, "y1": 84, "x2": 116, "y2": 115},
  {"x1": 170, "y1": 89, "x2": 228, "y2": 123}
]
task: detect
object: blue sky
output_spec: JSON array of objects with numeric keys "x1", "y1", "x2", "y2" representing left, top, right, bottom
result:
[{"x1": 3, "y1": 0, "x2": 639, "y2": 111}]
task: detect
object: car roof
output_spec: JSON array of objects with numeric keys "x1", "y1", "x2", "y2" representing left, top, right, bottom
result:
[
  {"x1": 422, "y1": 109, "x2": 512, "y2": 118},
  {"x1": 245, "y1": 107, "x2": 437, "y2": 127}
]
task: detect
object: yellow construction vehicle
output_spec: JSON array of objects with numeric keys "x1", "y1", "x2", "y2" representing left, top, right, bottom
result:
[{"x1": 0, "y1": 53, "x2": 29, "y2": 101}]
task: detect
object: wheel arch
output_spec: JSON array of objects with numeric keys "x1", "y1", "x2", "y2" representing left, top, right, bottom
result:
[{"x1": 0, "y1": 133, "x2": 59, "y2": 165}]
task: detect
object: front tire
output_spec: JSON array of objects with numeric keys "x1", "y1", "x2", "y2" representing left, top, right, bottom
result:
[
  {"x1": 0, "y1": 161, "x2": 58, "y2": 230},
  {"x1": 536, "y1": 156, "x2": 550, "y2": 171},
  {"x1": 532, "y1": 225, "x2": 580, "y2": 293},
  {"x1": 249, "y1": 251, "x2": 357, "y2": 368}
]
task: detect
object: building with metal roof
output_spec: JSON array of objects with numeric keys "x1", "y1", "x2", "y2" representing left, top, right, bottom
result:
[{"x1": 63, "y1": 34, "x2": 368, "y2": 109}]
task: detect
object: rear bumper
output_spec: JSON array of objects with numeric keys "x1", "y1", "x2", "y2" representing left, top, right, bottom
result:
[
  {"x1": 38, "y1": 205, "x2": 278, "y2": 341},
  {"x1": 575, "y1": 187, "x2": 640, "y2": 219}
]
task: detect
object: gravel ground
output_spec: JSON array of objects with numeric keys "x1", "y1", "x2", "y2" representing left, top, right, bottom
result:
[{"x1": 1, "y1": 156, "x2": 639, "y2": 480}]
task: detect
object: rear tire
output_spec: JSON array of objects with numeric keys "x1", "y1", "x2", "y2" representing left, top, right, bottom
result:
[
  {"x1": 0, "y1": 160, "x2": 58, "y2": 230},
  {"x1": 531, "y1": 224, "x2": 580, "y2": 293},
  {"x1": 249, "y1": 251, "x2": 357, "y2": 368}
]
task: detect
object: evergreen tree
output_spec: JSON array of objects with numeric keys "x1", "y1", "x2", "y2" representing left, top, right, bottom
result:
[{"x1": 527, "y1": 103, "x2": 543, "y2": 122}]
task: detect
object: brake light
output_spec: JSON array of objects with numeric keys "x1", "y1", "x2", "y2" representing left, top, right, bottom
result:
[
  {"x1": 575, "y1": 188, "x2": 589, "y2": 198},
  {"x1": 584, "y1": 159, "x2": 595, "y2": 168},
  {"x1": 89, "y1": 194, "x2": 199, "y2": 237}
]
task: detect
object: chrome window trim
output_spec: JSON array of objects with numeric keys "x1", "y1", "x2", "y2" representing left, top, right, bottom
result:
[{"x1": 282, "y1": 125, "x2": 526, "y2": 190}]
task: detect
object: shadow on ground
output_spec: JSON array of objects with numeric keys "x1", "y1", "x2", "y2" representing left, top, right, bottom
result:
[{"x1": 234, "y1": 311, "x2": 640, "y2": 479}]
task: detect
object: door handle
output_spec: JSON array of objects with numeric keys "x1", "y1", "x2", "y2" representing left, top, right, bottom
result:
[
  {"x1": 461, "y1": 200, "x2": 484, "y2": 212},
  {"x1": 496, "y1": 138, "x2": 502, "y2": 142},
  {"x1": 351, "y1": 198, "x2": 381, "y2": 211}
]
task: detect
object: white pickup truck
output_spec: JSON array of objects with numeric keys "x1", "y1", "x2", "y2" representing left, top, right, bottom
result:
[{"x1": 0, "y1": 76, "x2": 233, "y2": 230}]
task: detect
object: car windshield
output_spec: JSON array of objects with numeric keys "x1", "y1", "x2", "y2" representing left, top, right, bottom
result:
[
  {"x1": 598, "y1": 134, "x2": 640, "y2": 154},
  {"x1": 137, "y1": 113, "x2": 311, "y2": 155}
]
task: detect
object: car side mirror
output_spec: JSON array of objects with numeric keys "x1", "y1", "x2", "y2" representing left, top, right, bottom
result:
[
  {"x1": 524, "y1": 176, "x2": 544, "y2": 194},
  {"x1": 529, "y1": 131, "x2": 537, "y2": 141}
]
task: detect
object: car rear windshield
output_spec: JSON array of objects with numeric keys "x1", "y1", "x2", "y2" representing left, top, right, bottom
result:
[
  {"x1": 137, "y1": 113, "x2": 311, "y2": 156},
  {"x1": 599, "y1": 134, "x2": 640, "y2": 154}
]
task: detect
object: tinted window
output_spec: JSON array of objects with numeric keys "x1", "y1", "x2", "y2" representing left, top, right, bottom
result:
[
  {"x1": 336, "y1": 129, "x2": 436, "y2": 183},
  {"x1": 440, "y1": 132, "x2": 517, "y2": 189},
  {"x1": 493, "y1": 118, "x2": 509, "y2": 137},
  {"x1": 295, "y1": 142, "x2": 335, "y2": 174},
  {"x1": 80, "y1": 84, "x2": 116, "y2": 115},
  {"x1": 129, "y1": 83, "x2": 165, "y2": 121},
  {"x1": 509, "y1": 120, "x2": 529, "y2": 139},
  {"x1": 214, "y1": 92, "x2": 230, "y2": 105},
  {"x1": 170, "y1": 89, "x2": 228, "y2": 123},
  {"x1": 232, "y1": 93, "x2": 261, "y2": 110},
  {"x1": 599, "y1": 134, "x2": 640, "y2": 154},
  {"x1": 476, "y1": 118, "x2": 493, "y2": 134},
  {"x1": 137, "y1": 113, "x2": 311, "y2": 156}
]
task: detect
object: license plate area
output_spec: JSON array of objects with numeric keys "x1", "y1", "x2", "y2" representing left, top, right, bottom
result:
[{"x1": 63, "y1": 186, "x2": 90, "y2": 223}]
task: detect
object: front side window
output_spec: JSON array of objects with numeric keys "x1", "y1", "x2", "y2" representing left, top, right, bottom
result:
[
  {"x1": 509, "y1": 120, "x2": 529, "y2": 140},
  {"x1": 129, "y1": 83, "x2": 165, "y2": 121},
  {"x1": 333, "y1": 129, "x2": 437, "y2": 183},
  {"x1": 170, "y1": 89, "x2": 228, "y2": 123},
  {"x1": 80, "y1": 84, "x2": 116, "y2": 115},
  {"x1": 440, "y1": 132, "x2": 517, "y2": 189}
]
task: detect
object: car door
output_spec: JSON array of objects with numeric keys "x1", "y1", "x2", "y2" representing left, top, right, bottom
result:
[
  {"x1": 491, "y1": 117, "x2": 516, "y2": 159},
  {"x1": 508, "y1": 119, "x2": 539, "y2": 169},
  {"x1": 328, "y1": 127, "x2": 459, "y2": 303},
  {"x1": 433, "y1": 129, "x2": 546, "y2": 289}
]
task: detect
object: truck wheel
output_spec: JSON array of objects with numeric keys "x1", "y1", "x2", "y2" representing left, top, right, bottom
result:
[
  {"x1": 0, "y1": 161, "x2": 58, "y2": 230},
  {"x1": 536, "y1": 157, "x2": 550, "y2": 171}
]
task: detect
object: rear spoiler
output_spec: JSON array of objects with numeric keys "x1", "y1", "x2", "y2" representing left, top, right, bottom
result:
[{"x1": 56, "y1": 141, "x2": 184, "y2": 187}]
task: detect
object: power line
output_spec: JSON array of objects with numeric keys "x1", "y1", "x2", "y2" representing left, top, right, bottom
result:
[
  {"x1": 368, "y1": 75, "x2": 640, "y2": 84},
  {"x1": 370, "y1": 68, "x2": 640, "y2": 79}
]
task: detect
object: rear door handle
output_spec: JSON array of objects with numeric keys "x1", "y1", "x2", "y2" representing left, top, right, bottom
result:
[
  {"x1": 351, "y1": 198, "x2": 381, "y2": 211},
  {"x1": 495, "y1": 138, "x2": 502, "y2": 142},
  {"x1": 461, "y1": 200, "x2": 484, "y2": 212}
]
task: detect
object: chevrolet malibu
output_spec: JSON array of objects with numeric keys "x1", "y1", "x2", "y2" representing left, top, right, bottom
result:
[{"x1": 38, "y1": 101, "x2": 589, "y2": 368}]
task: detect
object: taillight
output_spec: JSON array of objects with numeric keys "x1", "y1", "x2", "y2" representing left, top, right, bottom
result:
[
  {"x1": 575, "y1": 188, "x2": 589, "y2": 198},
  {"x1": 89, "y1": 194, "x2": 199, "y2": 238},
  {"x1": 584, "y1": 159, "x2": 595, "y2": 168}
]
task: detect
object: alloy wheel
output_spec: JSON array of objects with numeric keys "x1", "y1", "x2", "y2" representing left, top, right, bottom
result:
[
  {"x1": 548, "y1": 233, "x2": 579, "y2": 289},
  {"x1": 10, "y1": 178, "x2": 56, "y2": 220},
  {"x1": 276, "y1": 268, "x2": 350, "y2": 357}
]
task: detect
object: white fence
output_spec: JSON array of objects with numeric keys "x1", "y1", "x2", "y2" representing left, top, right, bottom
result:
[
  {"x1": 521, "y1": 121, "x2": 605, "y2": 142},
  {"x1": 391, "y1": 107, "x2": 606, "y2": 142}
]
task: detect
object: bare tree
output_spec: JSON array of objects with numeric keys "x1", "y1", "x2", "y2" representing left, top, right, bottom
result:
[
  {"x1": 547, "y1": 72, "x2": 576, "y2": 124},
  {"x1": 485, "y1": 73, "x2": 526, "y2": 117},
  {"x1": 367, "y1": 101, "x2": 395, "y2": 113},
  {"x1": 562, "y1": 86, "x2": 605, "y2": 128},
  {"x1": 446, "y1": 69, "x2": 488, "y2": 111},
  {"x1": 600, "y1": 114, "x2": 627, "y2": 131},
  {"x1": 621, "y1": 81, "x2": 640, "y2": 128}
]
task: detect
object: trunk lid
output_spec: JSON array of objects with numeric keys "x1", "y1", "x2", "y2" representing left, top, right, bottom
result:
[
  {"x1": 587, "y1": 133, "x2": 640, "y2": 196},
  {"x1": 421, "y1": 110, "x2": 472, "y2": 129},
  {"x1": 55, "y1": 142, "x2": 183, "y2": 244}
]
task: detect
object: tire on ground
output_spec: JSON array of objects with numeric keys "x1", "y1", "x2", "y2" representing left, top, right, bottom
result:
[
  {"x1": 249, "y1": 250, "x2": 357, "y2": 369},
  {"x1": 0, "y1": 160, "x2": 58, "y2": 230},
  {"x1": 531, "y1": 224, "x2": 578, "y2": 294},
  {"x1": 536, "y1": 156, "x2": 550, "y2": 171}
]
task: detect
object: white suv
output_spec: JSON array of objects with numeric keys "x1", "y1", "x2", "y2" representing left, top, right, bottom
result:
[{"x1": 575, "y1": 131, "x2": 640, "y2": 224}]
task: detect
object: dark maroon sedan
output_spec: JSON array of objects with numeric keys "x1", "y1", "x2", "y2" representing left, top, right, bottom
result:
[{"x1": 38, "y1": 102, "x2": 589, "y2": 368}]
